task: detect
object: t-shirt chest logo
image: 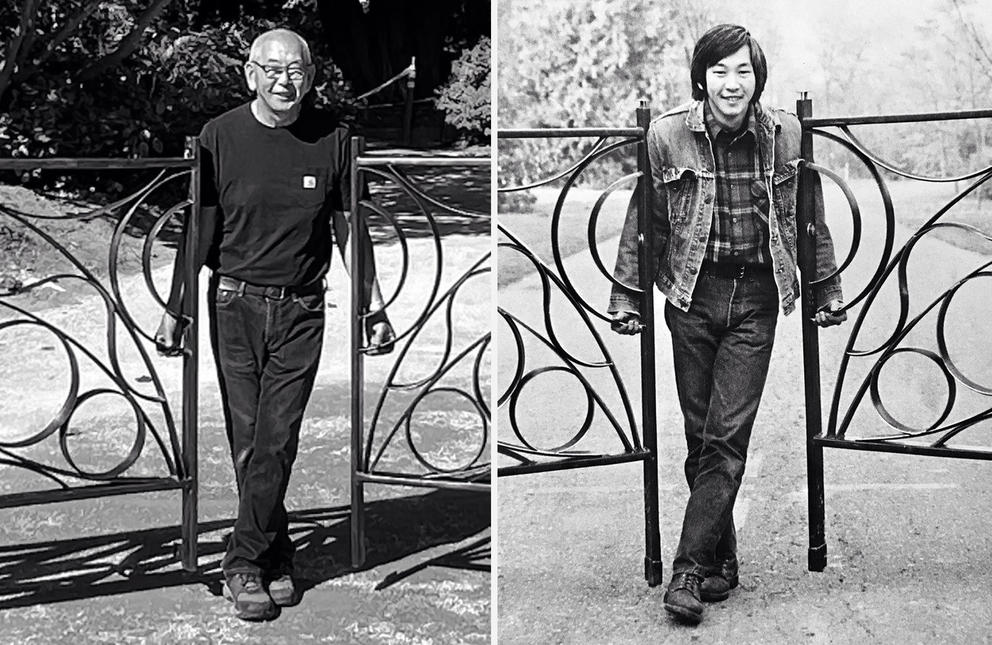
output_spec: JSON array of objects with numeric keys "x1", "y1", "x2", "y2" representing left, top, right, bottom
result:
[{"x1": 302, "y1": 175, "x2": 317, "y2": 189}]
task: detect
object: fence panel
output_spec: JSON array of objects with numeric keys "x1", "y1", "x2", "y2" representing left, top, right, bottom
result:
[{"x1": 0, "y1": 141, "x2": 201, "y2": 570}]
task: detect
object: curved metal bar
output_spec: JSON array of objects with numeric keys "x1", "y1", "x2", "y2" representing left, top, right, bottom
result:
[
  {"x1": 587, "y1": 171, "x2": 644, "y2": 293},
  {"x1": 388, "y1": 165, "x2": 489, "y2": 218},
  {"x1": 402, "y1": 386, "x2": 489, "y2": 473},
  {"x1": 498, "y1": 137, "x2": 612, "y2": 193},
  {"x1": 835, "y1": 254, "x2": 992, "y2": 439},
  {"x1": 804, "y1": 162, "x2": 862, "y2": 290},
  {"x1": 361, "y1": 256, "x2": 488, "y2": 467},
  {"x1": 935, "y1": 271, "x2": 992, "y2": 395},
  {"x1": 0, "y1": 319, "x2": 80, "y2": 448},
  {"x1": 0, "y1": 299, "x2": 179, "y2": 476},
  {"x1": 507, "y1": 365, "x2": 595, "y2": 452},
  {"x1": 496, "y1": 310, "x2": 525, "y2": 407},
  {"x1": 0, "y1": 455, "x2": 71, "y2": 489},
  {"x1": 808, "y1": 129, "x2": 896, "y2": 311},
  {"x1": 868, "y1": 347, "x2": 956, "y2": 434},
  {"x1": 58, "y1": 388, "x2": 147, "y2": 480},
  {"x1": 356, "y1": 166, "x2": 443, "y2": 346},
  {"x1": 551, "y1": 138, "x2": 642, "y2": 323},
  {"x1": 840, "y1": 125, "x2": 992, "y2": 183},
  {"x1": 142, "y1": 199, "x2": 192, "y2": 311},
  {"x1": 497, "y1": 307, "x2": 637, "y2": 453},
  {"x1": 368, "y1": 332, "x2": 492, "y2": 472},
  {"x1": 356, "y1": 197, "x2": 412, "y2": 315},
  {"x1": 0, "y1": 169, "x2": 173, "y2": 221},
  {"x1": 472, "y1": 334, "x2": 491, "y2": 420}
]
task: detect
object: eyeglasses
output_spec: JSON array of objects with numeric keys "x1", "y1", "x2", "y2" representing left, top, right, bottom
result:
[{"x1": 249, "y1": 62, "x2": 310, "y2": 81}]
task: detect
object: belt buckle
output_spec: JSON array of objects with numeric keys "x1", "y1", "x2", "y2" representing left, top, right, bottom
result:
[{"x1": 274, "y1": 286, "x2": 287, "y2": 300}]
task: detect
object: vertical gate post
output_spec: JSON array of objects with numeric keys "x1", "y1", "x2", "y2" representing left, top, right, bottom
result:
[
  {"x1": 181, "y1": 136, "x2": 200, "y2": 572},
  {"x1": 796, "y1": 95, "x2": 827, "y2": 572},
  {"x1": 350, "y1": 135, "x2": 368, "y2": 568},
  {"x1": 636, "y1": 101, "x2": 663, "y2": 586},
  {"x1": 403, "y1": 57, "x2": 416, "y2": 147}
]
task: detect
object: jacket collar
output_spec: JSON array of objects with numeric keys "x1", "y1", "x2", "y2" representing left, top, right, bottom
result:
[{"x1": 686, "y1": 100, "x2": 781, "y2": 135}]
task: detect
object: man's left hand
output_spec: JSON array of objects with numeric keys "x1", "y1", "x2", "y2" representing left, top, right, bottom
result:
[
  {"x1": 813, "y1": 299, "x2": 847, "y2": 327},
  {"x1": 367, "y1": 320, "x2": 396, "y2": 355}
]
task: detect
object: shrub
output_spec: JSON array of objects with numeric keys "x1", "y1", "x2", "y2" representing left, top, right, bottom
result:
[{"x1": 434, "y1": 36, "x2": 491, "y2": 143}]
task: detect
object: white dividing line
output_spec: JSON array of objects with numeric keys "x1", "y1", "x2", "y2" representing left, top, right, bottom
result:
[
  {"x1": 786, "y1": 482, "x2": 958, "y2": 499},
  {"x1": 735, "y1": 452, "x2": 764, "y2": 530}
]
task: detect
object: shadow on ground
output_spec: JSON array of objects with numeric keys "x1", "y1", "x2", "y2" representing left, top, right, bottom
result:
[{"x1": 0, "y1": 489, "x2": 489, "y2": 611}]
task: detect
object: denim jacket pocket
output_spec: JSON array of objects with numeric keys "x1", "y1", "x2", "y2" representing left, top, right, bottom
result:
[
  {"x1": 772, "y1": 159, "x2": 801, "y2": 251},
  {"x1": 662, "y1": 166, "x2": 697, "y2": 226}
]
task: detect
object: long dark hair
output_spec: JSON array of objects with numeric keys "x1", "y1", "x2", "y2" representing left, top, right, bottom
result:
[{"x1": 689, "y1": 24, "x2": 767, "y2": 104}]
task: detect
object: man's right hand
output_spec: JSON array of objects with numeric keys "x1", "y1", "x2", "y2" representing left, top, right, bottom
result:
[
  {"x1": 610, "y1": 310, "x2": 644, "y2": 335},
  {"x1": 155, "y1": 311, "x2": 184, "y2": 357}
]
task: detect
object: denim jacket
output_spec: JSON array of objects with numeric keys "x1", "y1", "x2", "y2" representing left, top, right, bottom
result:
[{"x1": 609, "y1": 101, "x2": 843, "y2": 316}]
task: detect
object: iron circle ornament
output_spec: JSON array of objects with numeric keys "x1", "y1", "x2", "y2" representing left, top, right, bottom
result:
[
  {"x1": 0, "y1": 318, "x2": 81, "y2": 448},
  {"x1": 403, "y1": 386, "x2": 489, "y2": 473},
  {"x1": 869, "y1": 347, "x2": 956, "y2": 434},
  {"x1": 935, "y1": 270, "x2": 992, "y2": 395},
  {"x1": 58, "y1": 388, "x2": 147, "y2": 480},
  {"x1": 507, "y1": 365, "x2": 595, "y2": 452}
]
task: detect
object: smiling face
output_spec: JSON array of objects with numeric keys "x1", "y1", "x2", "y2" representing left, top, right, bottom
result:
[
  {"x1": 244, "y1": 31, "x2": 313, "y2": 123},
  {"x1": 704, "y1": 45, "x2": 755, "y2": 131}
]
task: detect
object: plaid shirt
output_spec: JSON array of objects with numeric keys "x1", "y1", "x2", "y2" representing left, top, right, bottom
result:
[{"x1": 704, "y1": 104, "x2": 771, "y2": 265}]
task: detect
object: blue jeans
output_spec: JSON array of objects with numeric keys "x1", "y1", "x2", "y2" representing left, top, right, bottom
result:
[
  {"x1": 664, "y1": 269, "x2": 778, "y2": 578},
  {"x1": 207, "y1": 274, "x2": 326, "y2": 578}
]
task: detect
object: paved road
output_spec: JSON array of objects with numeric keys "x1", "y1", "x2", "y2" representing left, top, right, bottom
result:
[{"x1": 497, "y1": 181, "x2": 992, "y2": 644}]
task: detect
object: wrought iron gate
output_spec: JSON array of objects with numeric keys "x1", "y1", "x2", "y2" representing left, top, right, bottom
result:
[
  {"x1": 796, "y1": 97, "x2": 992, "y2": 570},
  {"x1": 349, "y1": 137, "x2": 491, "y2": 566},
  {"x1": 0, "y1": 140, "x2": 201, "y2": 570},
  {"x1": 497, "y1": 104, "x2": 663, "y2": 585}
]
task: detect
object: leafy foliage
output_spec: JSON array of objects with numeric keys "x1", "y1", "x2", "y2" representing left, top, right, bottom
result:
[
  {"x1": 0, "y1": 1, "x2": 357, "y2": 195},
  {"x1": 434, "y1": 35, "x2": 491, "y2": 142},
  {"x1": 498, "y1": 0, "x2": 714, "y2": 188}
]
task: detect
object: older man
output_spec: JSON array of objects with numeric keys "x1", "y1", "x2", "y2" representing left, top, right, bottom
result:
[
  {"x1": 610, "y1": 24, "x2": 845, "y2": 624},
  {"x1": 157, "y1": 28, "x2": 393, "y2": 621}
]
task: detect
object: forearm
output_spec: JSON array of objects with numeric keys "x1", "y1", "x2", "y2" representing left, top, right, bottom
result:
[
  {"x1": 607, "y1": 179, "x2": 668, "y2": 316},
  {"x1": 809, "y1": 173, "x2": 843, "y2": 307},
  {"x1": 165, "y1": 205, "x2": 218, "y2": 318},
  {"x1": 334, "y1": 209, "x2": 386, "y2": 312}
]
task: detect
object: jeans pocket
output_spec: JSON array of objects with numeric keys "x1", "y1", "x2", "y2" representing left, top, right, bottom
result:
[
  {"x1": 215, "y1": 288, "x2": 237, "y2": 306},
  {"x1": 293, "y1": 292, "x2": 325, "y2": 313}
]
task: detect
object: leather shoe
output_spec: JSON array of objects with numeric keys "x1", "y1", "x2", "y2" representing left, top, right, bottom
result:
[
  {"x1": 700, "y1": 560, "x2": 740, "y2": 602},
  {"x1": 663, "y1": 572, "x2": 704, "y2": 624}
]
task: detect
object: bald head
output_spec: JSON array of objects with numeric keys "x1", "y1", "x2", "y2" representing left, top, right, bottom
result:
[
  {"x1": 249, "y1": 28, "x2": 312, "y2": 66},
  {"x1": 244, "y1": 28, "x2": 315, "y2": 126}
]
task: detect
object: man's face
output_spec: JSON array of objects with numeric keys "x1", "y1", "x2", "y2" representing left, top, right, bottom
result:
[
  {"x1": 245, "y1": 36, "x2": 313, "y2": 115},
  {"x1": 704, "y1": 45, "x2": 755, "y2": 130}
]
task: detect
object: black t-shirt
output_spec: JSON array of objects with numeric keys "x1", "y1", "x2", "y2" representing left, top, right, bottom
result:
[{"x1": 168, "y1": 102, "x2": 352, "y2": 314}]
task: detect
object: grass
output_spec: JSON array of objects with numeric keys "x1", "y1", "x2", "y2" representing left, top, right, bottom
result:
[{"x1": 497, "y1": 186, "x2": 632, "y2": 288}]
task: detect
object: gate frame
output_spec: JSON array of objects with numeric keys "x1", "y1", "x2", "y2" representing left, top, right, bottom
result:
[
  {"x1": 349, "y1": 137, "x2": 492, "y2": 567},
  {"x1": 0, "y1": 139, "x2": 201, "y2": 571},
  {"x1": 496, "y1": 103, "x2": 663, "y2": 586},
  {"x1": 796, "y1": 96, "x2": 992, "y2": 572}
]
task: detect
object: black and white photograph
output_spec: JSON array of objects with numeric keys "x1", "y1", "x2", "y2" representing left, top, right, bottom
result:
[
  {"x1": 496, "y1": 0, "x2": 992, "y2": 642},
  {"x1": 0, "y1": 0, "x2": 490, "y2": 641}
]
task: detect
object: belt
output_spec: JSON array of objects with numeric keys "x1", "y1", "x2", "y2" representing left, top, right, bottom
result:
[
  {"x1": 216, "y1": 275, "x2": 324, "y2": 300},
  {"x1": 699, "y1": 260, "x2": 773, "y2": 280}
]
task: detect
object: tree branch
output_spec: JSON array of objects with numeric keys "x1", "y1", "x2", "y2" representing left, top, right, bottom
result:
[
  {"x1": 0, "y1": 0, "x2": 41, "y2": 105},
  {"x1": 17, "y1": 0, "x2": 102, "y2": 79},
  {"x1": 78, "y1": 0, "x2": 175, "y2": 82}
]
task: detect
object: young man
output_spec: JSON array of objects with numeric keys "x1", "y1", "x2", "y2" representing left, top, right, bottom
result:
[
  {"x1": 155, "y1": 28, "x2": 394, "y2": 621},
  {"x1": 609, "y1": 24, "x2": 846, "y2": 625}
]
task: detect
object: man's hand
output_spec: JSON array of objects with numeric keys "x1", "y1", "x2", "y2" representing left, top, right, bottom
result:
[
  {"x1": 154, "y1": 311, "x2": 184, "y2": 357},
  {"x1": 813, "y1": 299, "x2": 847, "y2": 327},
  {"x1": 610, "y1": 310, "x2": 644, "y2": 335},
  {"x1": 366, "y1": 320, "x2": 396, "y2": 356}
]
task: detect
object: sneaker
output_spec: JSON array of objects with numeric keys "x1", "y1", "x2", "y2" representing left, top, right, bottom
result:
[
  {"x1": 663, "y1": 572, "x2": 704, "y2": 624},
  {"x1": 223, "y1": 572, "x2": 277, "y2": 621},
  {"x1": 700, "y1": 559, "x2": 740, "y2": 602},
  {"x1": 268, "y1": 573, "x2": 298, "y2": 607}
]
